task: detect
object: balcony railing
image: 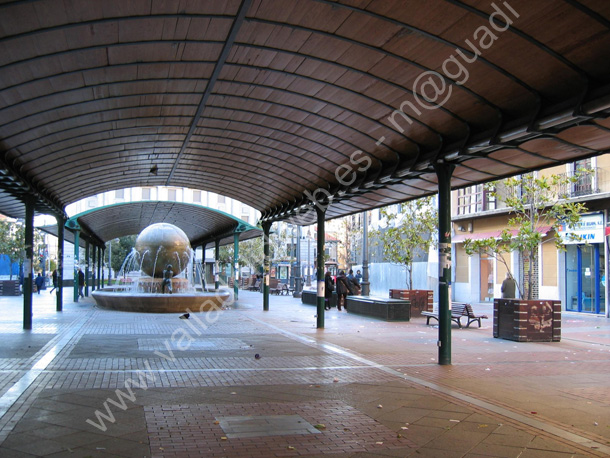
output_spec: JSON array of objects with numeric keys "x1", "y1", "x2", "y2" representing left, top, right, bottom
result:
[{"x1": 557, "y1": 167, "x2": 603, "y2": 198}]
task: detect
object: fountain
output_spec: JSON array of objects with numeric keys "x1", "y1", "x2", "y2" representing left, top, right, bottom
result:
[{"x1": 92, "y1": 223, "x2": 231, "y2": 313}]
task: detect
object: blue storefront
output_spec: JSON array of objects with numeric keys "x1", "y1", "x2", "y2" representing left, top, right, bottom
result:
[{"x1": 561, "y1": 213, "x2": 606, "y2": 314}]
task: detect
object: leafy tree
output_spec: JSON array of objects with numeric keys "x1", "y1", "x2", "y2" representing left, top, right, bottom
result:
[
  {"x1": 106, "y1": 235, "x2": 137, "y2": 276},
  {"x1": 337, "y1": 215, "x2": 360, "y2": 269},
  {"x1": 372, "y1": 196, "x2": 438, "y2": 289},
  {"x1": 269, "y1": 222, "x2": 292, "y2": 260},
  {"x1": 0, "y1": 220, "x2": 25, "y2": 279},
  {"x1": 463, "y1": 171, "x2": 589, "y2": 300},
  {"x1": 0, "y1": 220, "x2": 44, "y2": 279},
  {"x1": 239, "y1": 237, "x2": 263, "y2": 273}
]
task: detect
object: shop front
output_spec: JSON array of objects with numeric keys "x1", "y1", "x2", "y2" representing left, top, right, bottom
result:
[{"x1": 560, "y1": 213, "x2": 606, "y2": 314}]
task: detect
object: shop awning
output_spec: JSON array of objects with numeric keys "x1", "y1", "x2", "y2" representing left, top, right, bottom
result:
[{"x1": 453, "y1": 226, "x2": 553, "y2": 243}]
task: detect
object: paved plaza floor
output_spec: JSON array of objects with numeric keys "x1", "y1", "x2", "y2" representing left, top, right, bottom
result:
[{"x1": 0, "y1": 288, "x2": 608, "y2": 457}]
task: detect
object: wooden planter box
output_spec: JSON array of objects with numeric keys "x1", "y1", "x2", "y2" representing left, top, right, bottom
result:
[
  {"x1": 494, "y1": 299, "x2": 561, "y2": 342},
  {"x1": 388, "y1": 289, "x2": 433, "y2": 317},
  {"x1": 301, "y1": 290, "x2": 337, "y2": 307},
  {"x1": 0, "y1": 280, "x2": 20, "y2": 296}
]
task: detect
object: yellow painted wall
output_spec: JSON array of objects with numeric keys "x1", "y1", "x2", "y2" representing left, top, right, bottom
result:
[
  {"x1": 455, "y1": 244, "x2": 469, "y2": 283},
  {"x1": 541, "y1": 240, "x2": 558, "y2": 286}
]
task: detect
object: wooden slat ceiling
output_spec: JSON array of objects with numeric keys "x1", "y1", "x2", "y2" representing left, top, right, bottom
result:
[
  {"x1": 1, "y1": 0, "x2": 610, "y2": 233},
  {"x1": 57, "y1": 201, "x2": 261, "y2": 247}
]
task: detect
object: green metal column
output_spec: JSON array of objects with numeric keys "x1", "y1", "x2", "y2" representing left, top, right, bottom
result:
[
  {"x1": 85, "y1": 240, "x2": 90, "y2": 297},
  {"x1": 91, "y1": 244, "x2": 96, "y2": 292},
  {"x1": 101, "y1": 248, "x2": 105, "y2": 288},
  {"x1": 73, "y1": 229, "x2": 80, "y2": 303},
  {"x1": 262, "y1": 222, "x2": 271, "y2": 311},
  {"x1": 56, "y1": 215, "x2": 64, "y2": 312},
  {"x1": 97, "y1": 246, "x2": 102, "y2": 290},
  {"x1": 200, "y1": 243, "x2": 207, "y2": 290},
  {"x1": 435, "y1": 161, "x2": 455, "y2": 365},
  {"x1": 23, "y1": 196, "x2": 34, "y2": 330},
  {"x1": 215, "y1": 238, "x2": 220, "y2": 290},
  {"x1": 316, "y1": 206, "x2": 326, "y2": 329},
  {"x1": 233, "y1": 232, "x2": 239, "y2": 300}
]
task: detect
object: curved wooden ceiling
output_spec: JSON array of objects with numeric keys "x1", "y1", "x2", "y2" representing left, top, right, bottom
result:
[
  {"x1": 65, "y1": 201, "x2": 261, "y2": 246},
  {"x1": 1, "y1": 0, "x2": 609, "y2": 228}
]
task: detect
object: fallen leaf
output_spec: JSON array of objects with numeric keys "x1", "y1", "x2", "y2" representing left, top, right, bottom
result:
[
  {"x1": 314, "y1": 424, "x2": 326, "y2": 430},
  {"x1": 287, "y1": 446, "x2": 295, "y2": 450}
]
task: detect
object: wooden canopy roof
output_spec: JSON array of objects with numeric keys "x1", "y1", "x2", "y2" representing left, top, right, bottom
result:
[
  {"x1": 49, "y1": 201, "x2": 260, "y2": 247},
  {"x1": 1, "y1": 0, "x2": 610, "y2": 234}
]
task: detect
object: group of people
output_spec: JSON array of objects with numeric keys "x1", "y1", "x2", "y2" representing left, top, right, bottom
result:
[{"x1": 324, "y1": 269, "x2": 362, "y2": 311}]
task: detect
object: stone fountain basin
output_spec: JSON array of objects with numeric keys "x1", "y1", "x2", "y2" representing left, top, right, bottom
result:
[{"x1": 91, "y1": 287, "x2": 231, "y2": 313}]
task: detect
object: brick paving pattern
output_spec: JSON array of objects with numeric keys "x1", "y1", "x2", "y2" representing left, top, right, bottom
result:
[
  {"x1": 0, "y1": 290, "x2": 608, "y2": 457},
  {"x1": 146, "y1": 401, "x2": 415, "y2": 457}
]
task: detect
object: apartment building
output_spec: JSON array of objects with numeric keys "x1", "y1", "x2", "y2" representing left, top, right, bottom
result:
[{"x1": 452, "y1": 156, "x2": 609, "y2": 316}]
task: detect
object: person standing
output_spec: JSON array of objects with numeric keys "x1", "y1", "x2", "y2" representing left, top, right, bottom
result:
[
  {"x1": 324, "y1": 271, "x2": 334, "y2": 310},
  {"x1": 34, "y1": 272, "x2": 44, "y2": 294},
  {"x1": 77, "y1": 268, "x2": 85, "y2": 298},
  {"x1": 335, "y1": 270, "x2": 350, "y2": 311},
  {"x1": 501, "y1": 272, "x2": 516, "y2": 299},
  {"x1": 347, "y1": 268, "x2": 361, "y2": 295},
  {"x1": 49, "y1": 269, "x2": 58, "y2": 294}
]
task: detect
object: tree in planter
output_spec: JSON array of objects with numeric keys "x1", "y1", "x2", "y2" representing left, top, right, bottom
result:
[
  {"x1": 371, "y1": 196, "x2": 438, "y2": 289},
  {"x1": 463, "y1": 171, "x2": 589, "y2": 300}
]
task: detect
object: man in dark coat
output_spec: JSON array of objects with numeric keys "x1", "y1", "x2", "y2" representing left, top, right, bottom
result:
[
  {"x1": 77, "y1": 268, "x2": 85, "y2": 298},
  {"x1": 335, "y1": 270, "x2": 351, "y2": 311},
  {"x1": 34, "y1": 272, "x2": 44, "y2": 294},
  {"x1": 324, "y1": 271, "x2": 334, "y2": 310},
  {"x1": 49, "y1": 269, "x2": 58, "y2": 294},
  {"x1": 501, "y1": 272, "x2": 516, "y2": 298}
]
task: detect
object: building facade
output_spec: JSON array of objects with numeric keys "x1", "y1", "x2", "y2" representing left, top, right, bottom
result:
[{"x1": 452, "y1": 155, "x2": 609, "y2": 317}]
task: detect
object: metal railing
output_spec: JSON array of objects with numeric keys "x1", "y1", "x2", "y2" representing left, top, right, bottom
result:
[{"x1": 557, "y1": 167, "x2": 604, "y2": 199}]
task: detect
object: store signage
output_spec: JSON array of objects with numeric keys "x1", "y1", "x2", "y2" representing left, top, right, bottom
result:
[{"x1": 558, "y1": 213, "x2": 604, "y2": 244}]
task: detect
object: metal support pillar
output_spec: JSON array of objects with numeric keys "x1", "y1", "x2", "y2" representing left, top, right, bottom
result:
[
  {"x1": 361, "y1": 210, "x2": 370, "y2": 296},
  {"x1": 233, "y1": 232, "x2": 239, "y2": 300},
  {"x1": 101, "y1": 248, "x2": 105, "y2": 288},
  {"x1": 23, "y1": 197, "x2": 35, "y2": 330},
  {"x1": 91, "y1": 244, "x2": 96, "y2": 292},
  {"x1": 97, "y1": 246, "x2": 102, "y2": 290},
  {"x1": 262, "y1": 222, "x2": 271, "y2": 311},
  {"x1": 293, "y1": 225, "x2": 302, "y2": 297},
  {"x1": 435, "y1": 162, "x2": 455, "y2": 365},
  {"x1": 215, "y1": 239, "x2": 220, "y2": 290},
  {"x1": 56, "y1": 215, "x2": 64, "y2": 312},
  {"x1": 73, "y1": 229, "x2": 80, "y2": 303},
  {"x1": 85, "y1": 241, "x2": 90, "y2": 297},
  {"x1": 316, "y1": 206, "x2": 326, "y2": 328},
  {"x1": 200, "y1": 243, "x2": 207, "y2": 291}
]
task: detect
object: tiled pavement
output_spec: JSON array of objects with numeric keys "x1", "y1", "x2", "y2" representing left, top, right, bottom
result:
[{"x1": 0, "y1": 289, "x2": 608, "y2": 457}]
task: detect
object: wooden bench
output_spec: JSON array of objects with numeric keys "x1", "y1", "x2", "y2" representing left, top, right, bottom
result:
[
  {"x1": 269, "y1": 278, "x2": 283, "y2": 295},
  {"x1": 248, "y1": 279, "x2": 261, "y2": 291},
  {"x1": 421, "y1": 303, "x2": 488, "y2": 328}
]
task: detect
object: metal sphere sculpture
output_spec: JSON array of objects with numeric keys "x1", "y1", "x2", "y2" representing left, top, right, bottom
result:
[{"x1": 134, "y1": 223, "x2": 192, "y2": 278}]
